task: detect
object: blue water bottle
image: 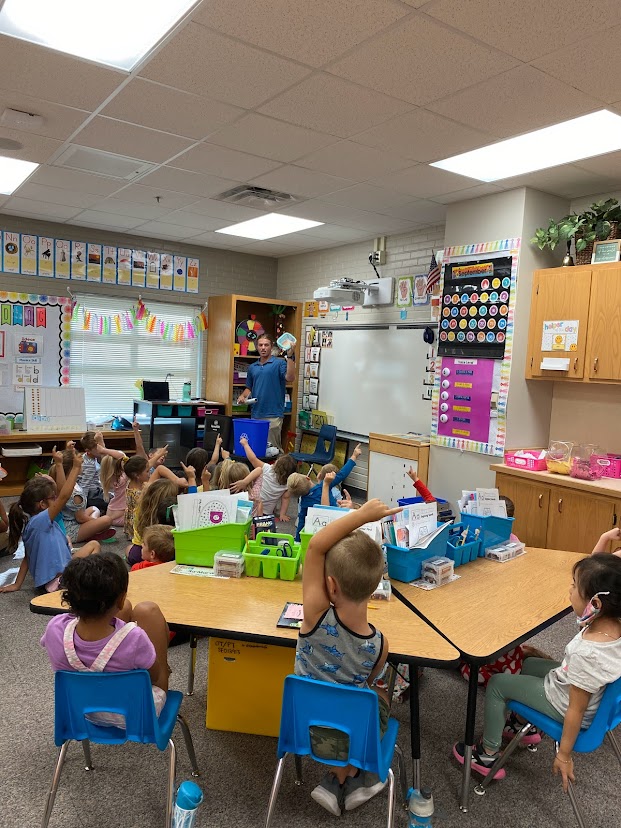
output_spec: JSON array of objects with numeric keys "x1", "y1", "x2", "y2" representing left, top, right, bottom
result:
[
  {"x1": 408, "y1": 786, "x2": 434, "y2": 827},
  {"x1": 172, "y1": 780, "x2": 203, "y2": 828}
]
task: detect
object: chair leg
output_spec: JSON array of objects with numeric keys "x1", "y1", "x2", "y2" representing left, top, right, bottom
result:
[
  {"x1": 166, "y1": 738, "x2": 177, "y2": 828},
  {"x1": 607, "y1": 729, "x2": 621, "y2": 768},
  {"x1": 41, "y1": 741, "x2": 69, "y2": 828},
  {"x1": 186, "y1": 633, "x2": 198, "y2": 696},
  {"x1": 393, "y1": 744, "x2": 408, "y2": 808},
  {"x1": 386, "y1": 768, "x2": 396, "y2": 828},
  {"x1": 265, "y1": 755, "x2": 287, "y2": 828},
  {"x1": 294, "y1": 754, "x2": 303, "y2": 786},
  {"x1": 81, "y1": 739, "x2": 93, "y2": 771},
  {"x1": 555, "y1": 740, "x2": 587, "y2": 828},
  {"x1": 473, "y1": 721, "x2": 533, "y2": 796},
  {"x1": 176, "y1": 713, "x2": 200, "y2": 777}
]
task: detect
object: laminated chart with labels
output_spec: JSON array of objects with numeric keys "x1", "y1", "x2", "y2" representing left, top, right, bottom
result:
[{"x1": 24, "y1": 387, "x2": 86, "y2": 432}]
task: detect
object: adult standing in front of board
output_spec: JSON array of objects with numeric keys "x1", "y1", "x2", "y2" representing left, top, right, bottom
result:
[{"x1": 237, "y1": 334, "x2": 296, "y2": 452}]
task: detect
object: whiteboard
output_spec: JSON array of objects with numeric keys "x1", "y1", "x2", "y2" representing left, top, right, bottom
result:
[{"x1": 318, "y1": 327, "x2": 431, "y2": 436}]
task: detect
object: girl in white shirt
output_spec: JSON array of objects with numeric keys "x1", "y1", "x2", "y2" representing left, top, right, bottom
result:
[{"x1": 453, "y1": 553, "x2": 621, "y2": 791}]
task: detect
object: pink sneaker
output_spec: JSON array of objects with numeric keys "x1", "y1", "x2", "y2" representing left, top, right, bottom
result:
[
  {"x1": 452, "y1": 741, "x2": 506, "y2": 779},
  {"x1": 502, "y1": 713, "x2": 542, "y2": 746}
]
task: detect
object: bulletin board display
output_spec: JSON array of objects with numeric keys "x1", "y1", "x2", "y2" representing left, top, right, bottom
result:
[
  {"x1": 431, "y1": 239, "x2": 520, "y2": 456},
  {"x1": 0, "y1": 292, "x2": 71, "y2": 416}
]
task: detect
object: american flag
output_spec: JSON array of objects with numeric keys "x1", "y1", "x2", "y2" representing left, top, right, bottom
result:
[{"x1": 426, "y1": 252, "x2": 441, "y2": 293}]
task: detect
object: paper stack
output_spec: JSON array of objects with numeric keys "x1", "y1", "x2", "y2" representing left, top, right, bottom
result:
[{"x1": 174, "y1": 489, "x2": 252, "y2": 531}]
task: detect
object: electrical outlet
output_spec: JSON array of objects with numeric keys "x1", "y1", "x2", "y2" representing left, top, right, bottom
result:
[{"x1": 370, "y1": 250, "x2": 386, "y2": 265}]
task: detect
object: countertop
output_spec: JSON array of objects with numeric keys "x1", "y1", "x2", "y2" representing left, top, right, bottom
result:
[{"x1": 490, "y1": 463, "x2": 621, "y2": 498}]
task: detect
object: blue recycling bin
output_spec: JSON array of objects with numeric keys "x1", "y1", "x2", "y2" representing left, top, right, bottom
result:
[{"x1": 233, "y1": 418, "x2": 270, "y2": 457}]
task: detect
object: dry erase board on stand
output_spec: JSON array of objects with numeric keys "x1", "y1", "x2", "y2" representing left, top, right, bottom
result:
[
  {"x1": 317, "y1": 326, "x2": 432, "y2": 436},
  {"x1": 24, "y1": 387, "x2": 86, "y2": 432}
]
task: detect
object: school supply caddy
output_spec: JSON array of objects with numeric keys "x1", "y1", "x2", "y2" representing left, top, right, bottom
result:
[
  {"x1": 458, "y1": 488, "x2": 514, "y2": 552},
  {"x1": 171, "y1": 490, "x2": 252, "y2": 567},
  {"x1": 243, "y1": 532, "x2": 301, "y2": 581},
  {"x1": 381, "y1": 501, "x2": 452, "y2": 582}
]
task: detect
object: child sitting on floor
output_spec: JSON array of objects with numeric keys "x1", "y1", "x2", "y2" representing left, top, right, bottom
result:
[
  {"x1": 59, "y1": 450, "x2": 115, "y2": 544},
  {"x1": 128, "y1": 480, "x2": 179, "y2": 567},
  {"x1": 41, "y1": 551, "x2": 170, "y2": 722},
  {"x1": 296, "y1": 497, "x2": 401, "y2": 816},
  {"x1": 231, "y1": 436, "x2": 296, "y2": 520},
  {"x1": 453, "y1": 554, "x2": 621, "y2": 790},
  {"x1": 77, "y1": 431, "x2": 127, "y2": 513},
  {"x1": 131, "y1": 524, "x2": 175, "y2": 572},
  {"x1": 99, "y1": 417, "x2": 148, "y2": 527}
]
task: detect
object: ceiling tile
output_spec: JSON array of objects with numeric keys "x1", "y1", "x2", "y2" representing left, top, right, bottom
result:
[
  {"x1": 172, "y1": 143, "x2": 281, "y2": 180},
  {"x1": 296, "y1": 140, "x2": 413, "y2": 179},
  {"x1": 180, "y1": 199, "x2": 267, "y2": 222},
  {"x1": 374, "y1": 198, "x2": 447, "y2": 223},
  {"x1": 189, "y1": 231, "x2": 253, "y2": 248},
  {"x1": 72, "y1": 211, "x2": 145, "y2": 230},
  {"x1": 85, "y1": 198, "x2": 175, "y2": 221},
  {"x1": 162, "y1": 210, "x2": 229, "y2": 231},
  {"x1": 207, "y1": 113, "x2": 336, "y2": 162},
  {"x1": 259, "y1": 74, "x2": 412, "y2": 138},
  {"x1": 430, "y1": 184, "x2": 504, "y2": 204},
  {"x1": 3, "y1": 197, "x2": 81, "y2": 221},
  {"x1": 533, "y1": 24, "x2": 621, "y2": 104},
  {"x1": 249, "y1": 165, "x2": 353, "y2": 198},
  {"x1": 575, "y1": 150, "x2": 621, "y2": 180},
  {"x1": 110, "y1": 184, "x2": 200, "y2": 210},
  {"x1": 425, "y1": 0, "x2": 621, "y2": 62},
  {"x1": 140, "y1": 23, "x2": 310, "y2": 109},
  {"x1": 13, "y1": 183, "x2": 100, "y2": 209},
  {"x1": 100, "y1": 78, "x2": 243, "y2": 140},
  {"x1": 0, "y1": 88, "x2": 89, "y2": 141},
  {"x1": 0, "y1": 34, "x2": 122, "y2": 110},
  {"x1": 279, "y1": 198, "x2": 412, "y2": 232},
  {"x1": 27, "y1": 165, "x2": 123, "y2": 196},
  {"x1": 71, "y1": 117, "x2": 194, "y2": 164},
  {"x1": 428, "y1": 66, "x2": 601, "y2": 138},
  {"x1": 299, "y1": 225, "x2": 372, "y2": 242},
  {"x1": 371, "y1": 165, "x2": 478, "y2": 198},
  {"x1": 193, "y1": 0, "x2": 409, "y2": 68},
  {"x1": 128, "y1": 221, "x2": 204, "y2": 240},
  {"x1": 328, "y1": 15, "x2": 518, "y2": 106},
  {"x1": 138, "y1": 166, "x2": 240, "y2": 198},
  {"x1": 496, "y1": 164, "x2": 616, "y2": 200},
  {"x1": 352, "y1": 109, "x2": 493, "y2": 162},
  {"x1": 321, "y1": 184, "x2": 414, "y2": 211},
  {"x1": 0, "y1": 128, "x2": 62, "y2": 163}
]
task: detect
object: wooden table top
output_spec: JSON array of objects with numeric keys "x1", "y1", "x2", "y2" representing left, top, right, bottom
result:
[
  {"x1": 393, "y1": 547, "x2": 585, "y2": 661},
  {"x1": 31, "y1": 563, "x2": 459, "y2": 666}
]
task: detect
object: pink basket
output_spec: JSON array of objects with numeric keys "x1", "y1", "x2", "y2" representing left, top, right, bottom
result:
[
  {"x1": 504, "y1": 450, "x2": 547, "y2": 472},
  {"x1": 591, "y1": 454, "x2": 621, "y2": 479}
]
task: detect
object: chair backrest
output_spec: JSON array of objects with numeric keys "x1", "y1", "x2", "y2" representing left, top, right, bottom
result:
[
  {"x1": 278, "y1": 675, "x2": 387, "y2": 778},
  {"x1": 316, "y1": 425, "x2": 337, "y2": 458},
  {"x1": 577, "y1": 674, "x2": 621, "y2": 751},
  {"x1": 54, "y1": 670, "x2": 167, "y2": 750}
]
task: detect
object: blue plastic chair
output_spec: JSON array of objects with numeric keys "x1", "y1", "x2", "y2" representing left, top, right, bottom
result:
[
  {"x1": 265, "y1": 675, "x2": 407, "y2": 828},
  {"x1": 42, "y1": 670, "x2": 199, "y2": 828},
  {"x1": 473, "y1": 675, "x2": 621, "y2": 827},
  {"x1": 290, "y1": 425, "x2": 337, "y2": 476}
]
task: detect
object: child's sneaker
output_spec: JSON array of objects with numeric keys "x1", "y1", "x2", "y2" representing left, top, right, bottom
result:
[
  {"x1": 452, "y1": 741, "x2": 506, "y2": 779},
  {"x1": 502, "y1": 712, "x2": 541, "y2": 746},
  {"x1": 92, "y1": 528, "x2": 116, "y2": 543},
  {"x1": 310, "y1": 772, "x2": 345, "y2": 816},
  {"x1": 343, "y1": 771, "x2": 387, "y2": 811}
]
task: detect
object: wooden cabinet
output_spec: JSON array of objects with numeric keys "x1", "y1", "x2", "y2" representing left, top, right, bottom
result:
[
  {"x1": 493, "y1": 464, "x2": 620, "y2": 554},
  {"x1": 496, "y1": 473, "x2": 550, "y2": 548},
  {"x1": 526, "y1": 263, "x2": 621, "y2": 384},
  {"x1": 204, "y1": 294, "x2": 301, "y2": 446},
  {"x1": 367, "y1": 433, "x2": 429, "y2": 506}
]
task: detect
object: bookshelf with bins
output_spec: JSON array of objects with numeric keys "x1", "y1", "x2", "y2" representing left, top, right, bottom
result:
[{"x1": 205, "y1": 294, "x2": 302, "y2": 449}]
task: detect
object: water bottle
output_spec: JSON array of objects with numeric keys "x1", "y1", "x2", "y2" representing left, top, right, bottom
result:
[
  {"x1": 182, "y1": 379, "x2": 192, "y2": 402},
  {"x1": 408, "y1": 786, "x2": 434, "y2": 827},
  {"x1": 172, "y1": 780, "x2": 203, "y2": 828}
]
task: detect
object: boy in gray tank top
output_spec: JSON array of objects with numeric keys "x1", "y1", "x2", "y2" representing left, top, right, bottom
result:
[{"x1": 295, "y1": 497, "x2": 402, "y2": 816}]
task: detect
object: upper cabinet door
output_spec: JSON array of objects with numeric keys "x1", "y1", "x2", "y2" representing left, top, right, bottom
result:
[
  {"x1": 526, "y1": 269, "x2": 592, "y2": 379},
  {"x1": 587, "y1": 268, "x2": 621, "y2": 381}
]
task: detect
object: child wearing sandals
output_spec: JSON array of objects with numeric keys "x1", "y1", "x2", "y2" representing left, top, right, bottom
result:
[
  {"x1": 41, "y1": 551, "x2": 170, "y2": 724},
  {"x1": 453, "y1": 554, "x2": 621, "y2": 789}
]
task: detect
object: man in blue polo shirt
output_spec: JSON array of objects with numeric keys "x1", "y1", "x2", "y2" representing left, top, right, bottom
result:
[{"x1": 237, "y1": 333, "x2": 296, "y2": 452}]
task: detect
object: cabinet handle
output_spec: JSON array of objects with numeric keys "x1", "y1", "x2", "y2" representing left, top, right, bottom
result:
[
  {"x1": 593, "y1": 357, "x2": 599, "y2": 373},
  {"x1": 538, "y1": 494, "x2": 543, "y2": 508},
  {"x1": 558, "y1": 498, "x2": 563, "y2": 514},
  {"x1": 573, "y1": 357, "x2": 578, "y2": 372}
]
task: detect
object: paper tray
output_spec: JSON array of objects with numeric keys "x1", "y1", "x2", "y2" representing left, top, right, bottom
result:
[{"x1": 2, "y1": 444, "x2": 43, "y2": 456}]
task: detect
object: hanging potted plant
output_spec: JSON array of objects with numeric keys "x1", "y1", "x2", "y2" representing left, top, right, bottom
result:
[{"x1": 531, "y1": 198, "x2": 621, "y2": 265}]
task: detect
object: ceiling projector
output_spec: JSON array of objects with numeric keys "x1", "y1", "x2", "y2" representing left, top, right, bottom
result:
[{"x1": 313, "y1": 277, "x2": 393, "y2": 307}]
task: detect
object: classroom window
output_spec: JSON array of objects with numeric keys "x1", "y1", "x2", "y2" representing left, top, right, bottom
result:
[{"x1": 70, "y1": 294, "x2": 201, "y2": 421}]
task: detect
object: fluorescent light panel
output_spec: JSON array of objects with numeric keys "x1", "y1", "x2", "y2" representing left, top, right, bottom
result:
[
  {"x1": 0, "y1": 0, "x2": 198, "y2": 71},
  {"x1": 0, "y1": 156, "x2": 38, "y2": 195},
  {"x1": 216, "y1": 213, "x2": 323, "y2": 240},
  {"x1": 431, "y1": 110, "x2": 621, "y2": 181}
]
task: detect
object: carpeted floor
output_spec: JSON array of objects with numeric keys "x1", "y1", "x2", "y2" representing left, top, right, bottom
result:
[{"x1": 1, "y1": 502, "x2": 619, "y2": 828}]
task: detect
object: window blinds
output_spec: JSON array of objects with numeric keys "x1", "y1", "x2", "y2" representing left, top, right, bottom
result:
[{"x1": 70, "y1": 293, "x2": 201, "y2": 421}]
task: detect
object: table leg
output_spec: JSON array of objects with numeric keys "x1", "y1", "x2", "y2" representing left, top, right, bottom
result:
[
  {"x1": 459, "y1": 664, "x2": 480, "y2": 812},
  {"x1": 186, "y1": 633, "x2": 198, "y2": 696},
  {"x1": 409, "y1": 662, "x2": 421, "y2": 792}
]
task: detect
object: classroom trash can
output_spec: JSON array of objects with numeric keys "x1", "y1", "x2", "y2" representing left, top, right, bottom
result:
[
  {"x1": 206, "y1": 637, "x2": 295, "y2": 736},
  {"x1": 233, "y1": 417, "x2": 269, "y2": 457}
]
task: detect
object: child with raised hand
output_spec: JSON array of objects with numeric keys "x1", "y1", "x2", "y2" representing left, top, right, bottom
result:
[
  {"x1": 405, "y1": 466, "x2": 436, "y2": 503},
  {"x1": 41, "y1": 551, "x2": 170, "y2": 722},
  {"x1": 232, "y1": 436, "x2": 296, "y2": 520},
  {"x1": 0, "y1": 452, "x2": 99, "y2": 595},
  {"x1": 592, "y1": 527, "x2": 621, "y2": 557},
  {"x1": 59, "y1": 450, "x2": 115, "y2": 544},
  {"x1": 100, "y1": 417, "x2": 147, "y2": 527},
  {"x1": 78, "y1": 431, "x2": 127, "y2": 512},
  {"x1": 131, "y1": 524, "x2": 175, "y2": 572},
  {"x1": 292, "y1": 444, "x2": 362, "y2": 541},
  {"x1": 296, "y1": 497, "x2": 402, "y2": 816},
  {"x1": 453, "y1": 554, "x2": 621, "y2": 790}
]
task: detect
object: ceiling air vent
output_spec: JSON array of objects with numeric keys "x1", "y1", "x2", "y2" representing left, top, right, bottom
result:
[
  {"x1": 53, "y1": 145, "x2": 156, "y2": 180},
  {"x1": 215, "y1": 184, "x2": 301, "y2": 208}
]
